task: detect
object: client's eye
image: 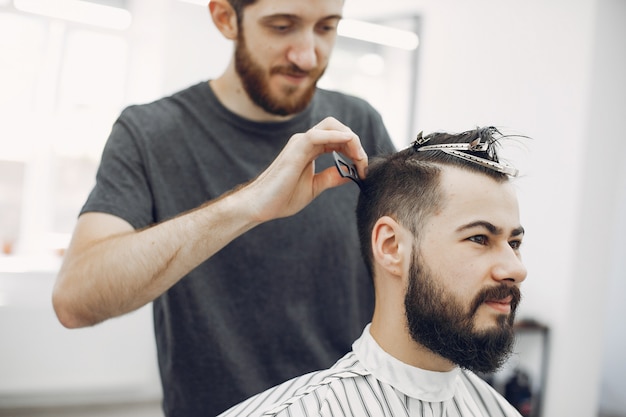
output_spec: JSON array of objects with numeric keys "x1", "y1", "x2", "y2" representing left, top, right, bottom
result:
[{"x1": 468, "y1": 235, "x2": 488, "y2": 245}]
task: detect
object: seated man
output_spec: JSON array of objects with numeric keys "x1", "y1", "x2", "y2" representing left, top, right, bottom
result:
[{"x1": 218, "y1": 126, "x2": 527, "y2": 417}]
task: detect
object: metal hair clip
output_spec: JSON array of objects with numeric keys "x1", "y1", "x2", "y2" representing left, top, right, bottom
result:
[
  {"x1": 414, "y1": 131, "x2": 428, "y2": 146},
  {"x1": 441, "y1": 150, "x2": 518, "y2": 176},
  {"x1": 413, "y1": 133, "x2": 518, "y2": 177},
  {"x1": 333, "y1": 151, "x2": 363, "y2": 188}
]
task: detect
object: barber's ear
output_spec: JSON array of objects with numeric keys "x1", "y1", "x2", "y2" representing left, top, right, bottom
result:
[
  {"x1": 209, "y1": 0, "x2": 238, "y2": 40},
  {"x1": 371, "y1": 216, "x2": 410, "y2": 278}
]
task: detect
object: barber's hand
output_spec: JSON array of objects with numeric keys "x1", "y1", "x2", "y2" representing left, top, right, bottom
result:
[{"x1": 245, "y1": 117, "x2": 367, "y2": 222}]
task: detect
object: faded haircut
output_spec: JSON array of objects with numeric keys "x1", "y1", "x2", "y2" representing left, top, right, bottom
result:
[{"x1": 356, "y1": 126, "x2": 513, "y2": 277}]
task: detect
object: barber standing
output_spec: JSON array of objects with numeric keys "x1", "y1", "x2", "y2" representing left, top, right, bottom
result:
[{"x1": 52, "y1": 0, "x2": 396, "y2": 415}]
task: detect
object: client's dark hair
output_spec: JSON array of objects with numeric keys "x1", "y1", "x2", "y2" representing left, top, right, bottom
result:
[{"x1": 356, "y1": 126, "x2": 512, "y2": 277}]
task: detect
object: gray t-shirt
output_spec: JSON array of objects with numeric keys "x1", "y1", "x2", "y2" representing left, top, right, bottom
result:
[{"x1": 82, "y1": 81, "x2": 396, "y2": 417}]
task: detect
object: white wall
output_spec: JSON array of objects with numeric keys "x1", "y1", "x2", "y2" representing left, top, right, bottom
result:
[
  {"x1": 0, "y1": 271, "x2": 161, "y2": 408},
  {"x1": 585, "y1": 0, "x2": 626, "y2": 414},
  {"x1": 125, "y1": 0, "x2": 231, "y2": 104}
]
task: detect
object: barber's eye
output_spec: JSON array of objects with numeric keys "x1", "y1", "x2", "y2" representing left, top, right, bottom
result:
[
  {"x1": 272, "y1": 24, "x2": 291, "y2": 32},
  {"x1": 316, "y1": 23, "x2": 338, "y2": 33},
  {"x1": 266, "y1": 19, "x2": 294, "y2": 33}
]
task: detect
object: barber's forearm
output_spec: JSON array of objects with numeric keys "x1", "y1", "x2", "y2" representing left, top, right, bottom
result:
[{"x1": 53, "y1": 190, "x2": 259, "y2": 328}]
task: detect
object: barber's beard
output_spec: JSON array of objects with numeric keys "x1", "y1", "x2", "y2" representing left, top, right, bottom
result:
[
  {"x1": 234, "y1": 32, "x2": 324, "y2": 116},
  {"x1": 404, "y1": 250, "x2": 521, "y2": 374}
]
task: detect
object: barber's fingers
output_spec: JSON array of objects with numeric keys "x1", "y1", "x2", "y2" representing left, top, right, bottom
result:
[
  {"x1": 312, "y1": 165, "x2": 353, "y2": 196},
  {"x1": 249, "y1": 117, "x2": 365, "y2": 220},
  {"x1": 301, "y1": 117, "x2": 368, "y2": 178}
]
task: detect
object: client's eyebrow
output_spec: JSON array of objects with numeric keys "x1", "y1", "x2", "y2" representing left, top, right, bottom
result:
[
  {"x1": 457, "y1": 221, "x2": 525, "y2": 237},
  {"x1": 511, "y1": 226, "x2": 525, "y2": 237}
]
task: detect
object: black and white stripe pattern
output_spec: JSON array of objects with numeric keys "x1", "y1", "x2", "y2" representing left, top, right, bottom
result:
[{"x1": 217, "y1": 327, "x2": 521, "y2": 417}]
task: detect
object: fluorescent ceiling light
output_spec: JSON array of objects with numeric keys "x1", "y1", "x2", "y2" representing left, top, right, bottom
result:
[
  {"x1": 13, "y1": 0, "x2": 132, "y2": 30},
  {"x1": 338, "y1": 19, "x2": 419, "y2": 51}
]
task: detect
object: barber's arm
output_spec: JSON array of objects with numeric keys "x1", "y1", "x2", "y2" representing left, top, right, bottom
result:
[{"x1": 52, "y1": 117, "x2": 367, "y2": 328}]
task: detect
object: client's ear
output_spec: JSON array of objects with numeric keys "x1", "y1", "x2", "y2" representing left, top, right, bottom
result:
[{"x1": 371, "y1": 216, "x2": 411, "y2": 278}]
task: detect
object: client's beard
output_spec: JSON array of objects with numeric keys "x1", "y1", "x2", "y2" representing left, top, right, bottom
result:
[{"x1": 404, "y1": 251, "x2": 521, "y2": 374}]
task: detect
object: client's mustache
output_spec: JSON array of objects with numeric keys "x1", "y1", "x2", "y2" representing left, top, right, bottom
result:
[{"x1": 470, "y1": 284, "x2": 522, "y2": 317}]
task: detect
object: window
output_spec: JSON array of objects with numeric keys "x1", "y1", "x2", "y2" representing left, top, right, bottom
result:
[
  {"x1": 320, "y1": 16, "x2": 420, "y2": 149},
  {"x1": 0, "y1": 7, "x2": 129, "y2": 270}
]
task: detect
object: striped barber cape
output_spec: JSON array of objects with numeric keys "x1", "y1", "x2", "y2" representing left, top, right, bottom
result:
[{"x1": 217, "y1": 324, "x2": 522, "y2": 417}]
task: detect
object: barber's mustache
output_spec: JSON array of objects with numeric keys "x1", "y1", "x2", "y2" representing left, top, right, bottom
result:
[{"x1": 271, "y1": 64, "x2": 314, "y2": 77}]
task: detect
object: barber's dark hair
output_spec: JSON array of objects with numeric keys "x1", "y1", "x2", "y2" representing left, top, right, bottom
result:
[
  {"x1": 227, "y1": 0, "x2": 257, "y2": 24},
  {"x1": 356, "y1": 126, "x2": 512, "y2": 277},
  {"x1": 226, "y1": 0, "x2": 345, "y2": 25}
]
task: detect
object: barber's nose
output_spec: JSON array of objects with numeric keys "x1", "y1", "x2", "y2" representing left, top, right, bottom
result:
[
  {"x1": 287, "y1": 34, "x2": 317, "y2": 70},
  {"x1": 492, "y1": 246, "x2": 527, "y2": 284}
]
